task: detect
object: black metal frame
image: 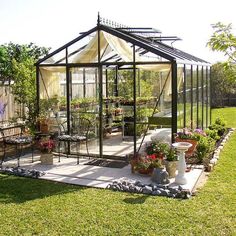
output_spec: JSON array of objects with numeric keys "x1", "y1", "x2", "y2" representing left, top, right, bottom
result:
[
  {"x1": 201, "y1": 66, "x2": 204, "y2": 129},
  {"x1": 190, "y1": 65, "x2": 193, "y2": 129},
  {"x1": 196, "y1": 66, "x2": 199, "y2": 128},
  {"x1": 206, "y1": 67, "x2": 209, "y2": 128},
  {"x1": 35, "y1": 14, "x2": 211, "y2": 159},
  {"x1": 183, "y1": 65, "x2": 186, "y2": 127}
]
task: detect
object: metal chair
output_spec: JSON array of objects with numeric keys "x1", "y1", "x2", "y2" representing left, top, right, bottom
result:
[
  {"x1": 0, "y1": 125, "x2": 34, "y2": 167},
  {"x1": 57, "y1": 117, "x2": 91, "y2": 164}
]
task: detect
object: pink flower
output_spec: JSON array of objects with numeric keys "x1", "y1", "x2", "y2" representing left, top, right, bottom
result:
[{"x1": 39, "y1": 139, "x2": 55, "y2": 153}]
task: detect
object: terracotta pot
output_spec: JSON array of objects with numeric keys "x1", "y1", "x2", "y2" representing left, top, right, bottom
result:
[
  {"x1": 175, "y1": 138, "x2": 198, "y2": 157},
  {"x1": 138, "y1": 167, "x2": 154, "y2": 175},
  {"x1": 40, "y1": 153, "x2": 53, "y2": 165},
  {"x1": 165, "y1": 160, "x2": 178, "y2": 178},
  {"x1": 40, "y1": 123, "x2": 49, "y2": 134}
]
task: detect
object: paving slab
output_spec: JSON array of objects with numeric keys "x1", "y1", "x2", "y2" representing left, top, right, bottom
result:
[{"x1": 2, "y1": 154, "x2": 203, "y2": 193}]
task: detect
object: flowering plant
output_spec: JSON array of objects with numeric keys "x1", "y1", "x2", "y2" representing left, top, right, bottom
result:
[
  {"x1": 39, "y1": 138, "x2": 55, "y2": 153},
  {"x1": 175, "y1": 128, "x2": 196, "y2": 140},
  {"x1": 134, "y1": 153, "x2": 164, "y2": 171},
  {"x1": 148, "y1": 153, "x2": 164, "y2": 168},
  {"x1": 135, "y1": 155, "x2": 153, "y2": 170},
  {"x1": 176, "y1": 128, "x2": 207, "y2": 141},
  {"x1": 146, "y1": 141, "x2": 169, "y2": 156}
]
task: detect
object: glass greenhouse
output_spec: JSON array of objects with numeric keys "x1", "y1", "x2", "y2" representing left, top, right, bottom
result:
[{"x1": 35, "y1": 16, "x2": 211, "y2": 160}]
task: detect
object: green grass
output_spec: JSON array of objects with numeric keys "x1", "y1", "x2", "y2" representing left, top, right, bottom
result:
[
  {"x1": 212, "y1": 107, "x2": 236, "y2": 128},
  {"x1": 0, "y1": 108, "x2": 236, "y2": 235}
]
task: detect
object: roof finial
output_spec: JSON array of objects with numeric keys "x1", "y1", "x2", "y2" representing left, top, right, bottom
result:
[{"x1": 97, "y1": 12, "x2": 100, "y2": 25}]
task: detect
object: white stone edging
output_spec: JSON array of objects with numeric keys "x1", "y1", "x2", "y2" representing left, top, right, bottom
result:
[{"x1": 207, "y1": 128, "x2": 235, "y2": 172}]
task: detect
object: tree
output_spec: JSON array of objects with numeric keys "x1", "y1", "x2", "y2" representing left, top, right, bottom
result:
[
  {"x1": 11, "y1": 57, "x2": 37, "y2": 126},
  {"x1": 0, "y1": 42, "x2": 49, "y2": 83},
  {"x1": 207, "y1": 22, "x2": 236, "y2": 107},
  {"x1": 207, "y1": 22, "x2": 236, "y2": 63},
  {"x1": 0, "y1": 43, "x2": 49, "y2": 130},
  {"x1": 211, "y1": 63, "x2": 236, "y2": 107}
]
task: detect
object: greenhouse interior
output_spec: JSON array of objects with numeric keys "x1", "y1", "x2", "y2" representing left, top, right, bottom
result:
[{"x1": 35, "y1": 16, "x2": 211, "y2": 160}]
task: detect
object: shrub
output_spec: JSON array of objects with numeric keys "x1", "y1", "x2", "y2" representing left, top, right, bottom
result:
[
  {"x1": 209, "y1": 118, "x2": 227, "y2": 137},
  {"x1": 205, "y1": 129, "x2": 220, "y2": 141},
  {"x1": 196, "y1": 136, "x2": 215, "y2": 162}
]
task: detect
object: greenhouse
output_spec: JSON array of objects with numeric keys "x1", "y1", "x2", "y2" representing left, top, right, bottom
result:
[{"x1": 35, "y1": 16, "x2": 211, "y2": 160}]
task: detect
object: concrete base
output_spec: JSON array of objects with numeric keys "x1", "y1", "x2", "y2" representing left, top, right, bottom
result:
[{"x1": 2, "y1": 154, "x2": 203, "y2": 193}]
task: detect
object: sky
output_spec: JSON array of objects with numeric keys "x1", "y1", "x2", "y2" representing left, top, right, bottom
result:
[{"x1": 0, "y1": 0, "x2": 236, "y2": 63}]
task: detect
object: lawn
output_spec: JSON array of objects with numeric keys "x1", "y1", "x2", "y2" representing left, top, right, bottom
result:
[
  {"x1": 0, "y1": 108, "x2": 236, "y2": 235},
  {"x1": 212, "y1": 107, "x2": 236, "y2": 127}
]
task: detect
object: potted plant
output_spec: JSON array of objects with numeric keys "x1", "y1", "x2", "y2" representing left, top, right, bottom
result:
[
  {"x1": 129, "y1": 153, "x2": 153, "y2": 175},
  {"x1": 59, "y1": 96, "x2": 66, "y2": 111},
  {"x1": 145, "y1": 142, "x2": 170, "y2": 184},
  {"x1": 39, "y1": 138, "x2": 55, "y2": 165},
  {"x1": 165, "y1": 148, "x2": 178, "y2": 178},
  {"x1": 134, "y1": 155, "x2": 154, "y2": 175}
]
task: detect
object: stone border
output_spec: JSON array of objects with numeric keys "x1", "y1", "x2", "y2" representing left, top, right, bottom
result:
[
  {"x1": 107, "y1": 178, "x2": 191, "y2": 199},
  {"x1": 0, "y1": 167, "x2": 45, "y2": 178},
  {"x1": 204, "y1": 128, "x2": 235, "y2": 172}
]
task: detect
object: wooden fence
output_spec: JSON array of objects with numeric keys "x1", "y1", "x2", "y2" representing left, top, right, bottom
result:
[{"x1": 0, "y1": 86, "x2": 20, "y2": 122}]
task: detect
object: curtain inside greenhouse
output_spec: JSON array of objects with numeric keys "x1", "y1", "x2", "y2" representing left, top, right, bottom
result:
[
  {"x1": 72, "y1": 31, "x2": 170, "y2": 72},
  {"x1": 39, "y1": 67, "x2": 64, "y2": 99}
]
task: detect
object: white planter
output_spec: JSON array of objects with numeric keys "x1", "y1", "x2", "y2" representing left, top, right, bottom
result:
[
  {"x1": 40, "y1": 153, "x2": 53, "y2": 165},
  {"x1": 165, "y1": 161, "x2": 178, "y2": 178}
]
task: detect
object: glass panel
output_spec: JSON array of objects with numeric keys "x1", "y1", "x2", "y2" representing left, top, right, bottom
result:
[
  {"x1": 136, "y1": 64, "x2": 172, "y2": 151},
  {"x1": 43, "y1": 49, "x2": 66, "y2": 64},
  {"x1": 67, "y1": 33, "x2": 98, "y2": 63},
  {"x1": 99, "y1": 31, "x2": 169, "y2": 63},
  {"x1": 202, "y1": 66, "x2": 207, "y2": 128},
  {"x1": 185, "y1": 65, "x2": 192, "y2": 127},
  {"x1": 198, "y1": 66, "x2": 203, "y2": 129},
  {"x1": 70, "y1": 67, "x2": 99, "y2": 156},
  {"x1": 177, "y1": 65, "x2": 184, "y2": 129},
  {"x1": 192, "y1": 65, "x2": 198, "y2": 128},
  {"x1": 159, "y1": 69, "x2": 172, "y2": 117},
  {"x1": 39, "y1": 66, "x2": 67, "y2": 146},
  {"x1": 101, "y1": 66, "x2": 134, "y2": 158}
]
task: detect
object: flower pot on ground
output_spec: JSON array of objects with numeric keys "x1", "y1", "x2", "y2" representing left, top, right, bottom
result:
[
  {"x1": 175, "y1": 128, "x2": 202, "y2": 157},
  {"x1": 40, "y1": 153, "x2": 53, "y2": 165},
  {"x1": 129, "y1": 154, "x2": 154, "y2": 175},
  {"x1": 138, "y1": 167, "x2": 154, "y2": 175},
  {"x1": 39, "y1": 138, "x2": 55, "y2": 165},
  {"x1": 38, "y1": 117, "x2": 49, "y2": 134},
  {"x1": 135, "y1": 156, "x2": 154, "y2": 175},
  {"x1": 165, "y1": 148, "x2": 178, "y2": 178},
  {"x1": 165, "y1": 161, "x2": 178, "y2": 178}
]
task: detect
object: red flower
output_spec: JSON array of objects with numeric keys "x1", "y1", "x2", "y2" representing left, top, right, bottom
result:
[{"x1": 147, "y1": 154, "x2": 157, "y2": 160}]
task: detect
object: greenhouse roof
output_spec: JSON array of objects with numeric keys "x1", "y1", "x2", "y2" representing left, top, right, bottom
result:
[{"x1": 36, "y1": 17, "x2": 210, "y2": 66}]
